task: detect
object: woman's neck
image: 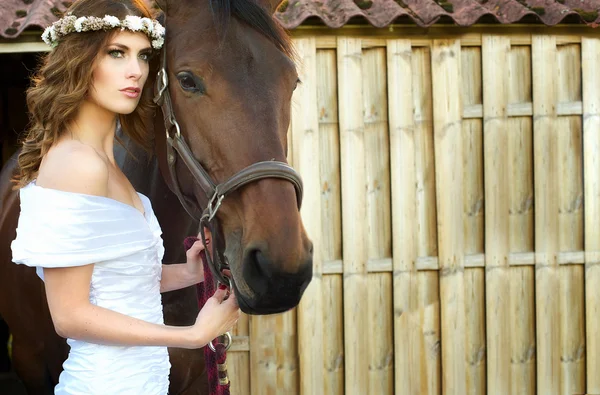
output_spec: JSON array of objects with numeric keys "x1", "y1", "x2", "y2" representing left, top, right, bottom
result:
[{"x1": 67, "y1": 99, "x2": 118, "y2": 164}]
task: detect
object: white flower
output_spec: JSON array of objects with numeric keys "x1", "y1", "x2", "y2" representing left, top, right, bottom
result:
[
  {"x1": 74, "y1": 16, "x2": 87, "y2": 32},
  {"x1": 142, "y1": 17, "x2": 154, "y2": 33},
  {"x1": 41, "y1": 26, "x2": 52, "y2": 45},
  {"x1": 152, "y1": 37, "x2": 164, "y2": 49},
  {"x1": 153, "y1": 21, "x2": 165, "y2": 37},
  {"x1": 103, "y1": 15, "x2": 120, "y2": 27},
  {"x1": 49, "y1": 25, "x2": 57, "y2": 41},
  {"x1": 124, "y1": 15, "x2": 143, "y2": 31}
]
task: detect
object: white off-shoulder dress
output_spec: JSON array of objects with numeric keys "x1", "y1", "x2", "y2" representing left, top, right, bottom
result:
[{"x1": 11, "y1": 182, "x2": 171, "y2": 394}]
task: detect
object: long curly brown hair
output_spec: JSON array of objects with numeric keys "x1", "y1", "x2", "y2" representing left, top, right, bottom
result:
[{"x1": 13, "y1": 0, "x2": 158, "y2": 189}]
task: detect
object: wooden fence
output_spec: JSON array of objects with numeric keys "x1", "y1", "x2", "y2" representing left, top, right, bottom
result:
[{"x1": 224, "y1": 27, "x2": 600, "y2": 395}]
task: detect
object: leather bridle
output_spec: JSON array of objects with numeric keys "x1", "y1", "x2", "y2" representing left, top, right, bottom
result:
[{"x1": 152, "y1": 22, "x2": 304, "y2": 287}]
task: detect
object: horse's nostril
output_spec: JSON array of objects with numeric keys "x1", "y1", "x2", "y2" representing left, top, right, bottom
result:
[
  {"x1": 242, "y1": 248, "x2": 269, "y2": 295},
  {"x1": 254, "y1": 250, "x2": 272, "y2": 277}
]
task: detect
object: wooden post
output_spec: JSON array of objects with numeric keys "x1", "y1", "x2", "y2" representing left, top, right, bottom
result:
[
  {"x1": 431, "y1": 39, "x2": 466, "y2": 395},
  {"x1": 317, "y1": 47, "x2": 345, "y2": 395},
  {"x1": 532, "y1": 35, "x2": 560, "y2": 395},
  {"x1": 413, "y1": 46, "x2": 442, "y2": 395},
  {"x1": 337, "y1": 37, "x2": 369, "y2": 395},
  {"x1": 363, "y1": 47, "x2": 393, "y2": 395},
  {"x1": 388, "y1": 38, "x2": 421, "y2": 395},
  {"x1": 292, "y1": 37, "x2": 324, "y2": 395},
  {"x1": 556, "y1": 44, "x2": 585, "y2": 394},
  {"x1": 461, "y1": 46, "x2": 486, "y2": 395},
  {"x1": 507, "y1": 45, "x2": 536, "y2": 395},
  {"x1": 582, "y1": 37, "x2": 600, "y2": 394},
  {"x1": 229, "y1": 315, "x2": 250, "y2": 395},
  {"x1": 482, "y1": 34, "x2": 511, "y2": 394}
]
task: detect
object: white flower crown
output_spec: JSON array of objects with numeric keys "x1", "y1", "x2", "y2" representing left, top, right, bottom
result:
[{"x1": 42, "y1": 13, "x2": 165, "y2": 50}]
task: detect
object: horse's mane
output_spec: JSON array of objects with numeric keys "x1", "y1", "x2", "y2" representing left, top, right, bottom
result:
[{"x1": 210, "y1": 0, "x2": 295, "y2": 59}]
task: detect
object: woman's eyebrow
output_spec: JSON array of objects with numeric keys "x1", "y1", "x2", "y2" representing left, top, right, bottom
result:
[{"x1": 108, "y1": 42, "x2": 152, "y2": 52}]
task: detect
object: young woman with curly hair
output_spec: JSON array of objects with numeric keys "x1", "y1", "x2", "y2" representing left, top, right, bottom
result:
[{"x1": 10, "y1": 1, "x2": 240, "y2": 393}]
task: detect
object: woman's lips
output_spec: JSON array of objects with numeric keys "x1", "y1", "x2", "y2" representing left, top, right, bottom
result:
[{"x1": 120, "y1": 88, "x2": 140, "y2": 99}]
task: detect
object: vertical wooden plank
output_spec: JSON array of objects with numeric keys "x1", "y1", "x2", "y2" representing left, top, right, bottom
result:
[
  {"x1": 582, "y1": 37, "x2": 600, "y2": 394},
  {"x1": 275, "y1": 313, "x2": 298, "y2": 393},
  {"x1": 507, "y1": 45, "x2": 536, "y2": 395},
  {"x1": 387, "y1": 38, "x2": 420, "y2": 395},
  {"x1": 363, "y1": 47, "x2": 393, "y2": 395},
  {"x1": 532, "y1": 35, "x2": 560, "y2": 395},
  {"x1": 337, "y1": 37, "x2": 368, "y2": 395},
  {"x1": 431, "y1": 39, "x2": 466, "y2": 395},
  {"x1": 413, "y1": 45, "x2": 441, "y2": 395},
  {"x1": 556, "y1": 44, "x2": 585, "y2": 394},
  {"x1": 250, "y1": 316, "x2": 277, "y2": 394},
  {"x1": 229, "y1": 315, "x2": 250, "y2": 395},
  {"x1": 317, "y1": 48, "x2": 344, "y2": 395},
  {"x1": 461, "y1": 45, "x2": 485, "y2": 395},
  {"x1": 482, "y1": 35, "x2": 511, "y2": 395},
  {"x1": 292, "y1": 37, "x2": 323, "y2": 395}
]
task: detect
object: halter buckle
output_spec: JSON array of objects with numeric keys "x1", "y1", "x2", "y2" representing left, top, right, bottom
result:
[
  {"x1": 155, "y1": 68, "x2": 168, "y2": 102},
  {"x1": 208, "y1": 193, "x2": 225, "y2": 222}
]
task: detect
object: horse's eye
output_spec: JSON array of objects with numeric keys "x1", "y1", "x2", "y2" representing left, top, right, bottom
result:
[{"x1": 177, "y1": 72, "x2": 204, "y2": 94}]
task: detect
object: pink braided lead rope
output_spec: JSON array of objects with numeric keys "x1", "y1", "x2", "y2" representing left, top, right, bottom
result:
[{"x1": 183, "y1": 236, "x2": 231, "y2": 395}]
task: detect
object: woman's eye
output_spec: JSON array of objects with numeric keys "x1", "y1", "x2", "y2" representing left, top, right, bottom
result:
[
  {"x1": 139, "y1": 53, "x2": 150, "y2": 62},
  {"x1": 108, "y1": 49, "x2": 124, "y2": 58}
]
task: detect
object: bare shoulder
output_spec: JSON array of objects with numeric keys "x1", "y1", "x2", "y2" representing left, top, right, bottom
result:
[{"x1": 36, "y1": 141, "x2": 109, "y2": 197}]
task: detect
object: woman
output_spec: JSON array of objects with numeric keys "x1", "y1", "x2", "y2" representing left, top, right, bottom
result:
[{"x1": 10, "y1": 0, "x2": 240, "y2": 393}]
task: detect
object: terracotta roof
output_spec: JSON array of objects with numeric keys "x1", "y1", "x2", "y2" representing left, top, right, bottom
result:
[
  {"x1": 275, "y1": 0, "x2": 600, "y2": 28},
  {"x1": 0, "y1": 0, "x2": 71, "y2": 39},
  {"x1": 1, "y1": 0, "x2": 599, "y2": 40}
]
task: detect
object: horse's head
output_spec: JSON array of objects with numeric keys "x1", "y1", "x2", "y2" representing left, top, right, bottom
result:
[{"x1": 153, "y1": 0, "x2": 312, "y2": 315}]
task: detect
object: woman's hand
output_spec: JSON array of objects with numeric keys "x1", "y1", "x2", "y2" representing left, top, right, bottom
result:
[
  {"x1": 189, "y1": 287, "x2": 241, "y2": 348},
  {"x1": 185, "y1": 229, "x2": 211, "y2": 284}
]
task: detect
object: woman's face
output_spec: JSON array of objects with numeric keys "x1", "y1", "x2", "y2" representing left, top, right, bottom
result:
[{"x1": 89, "y1": 30, "x2": 152, "y2": 115}]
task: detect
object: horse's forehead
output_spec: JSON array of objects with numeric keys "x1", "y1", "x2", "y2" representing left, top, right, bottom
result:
[{"x1": 170, "y1": 22, "x2": 293, "y2": 72}]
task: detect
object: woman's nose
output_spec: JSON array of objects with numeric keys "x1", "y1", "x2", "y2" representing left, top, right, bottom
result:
[{"x1": 126, "y1": 59, "x2": 142, "y2": 80}]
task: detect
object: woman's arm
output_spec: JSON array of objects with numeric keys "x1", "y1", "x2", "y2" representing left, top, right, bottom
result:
[
  {"x1": 44, "y1": 265, "x2": 207, "y2": 349},
  {"x1": 160, "y1": 237, "x2": 208, "y2": 293},
  {"x1": 160, "y1": 263, "x2": 203, "y2": 293}
]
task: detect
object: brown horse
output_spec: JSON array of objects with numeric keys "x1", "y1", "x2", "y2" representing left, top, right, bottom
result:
[{"x1": 0, "y1": 0, "x2": 313, "y2": 393}]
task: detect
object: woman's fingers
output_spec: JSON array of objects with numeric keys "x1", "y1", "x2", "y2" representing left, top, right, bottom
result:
[{"x1": 212, "y1": 287, "x2": 227, "y2": 303}]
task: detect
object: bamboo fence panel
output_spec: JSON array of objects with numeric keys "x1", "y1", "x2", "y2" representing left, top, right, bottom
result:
[
  {"x1": 363, "y1": 47, "x2": 394, "y2": 395},
  {"x1": 460, "y1": 46, "x2": 486, "y2": 395},
  {"x1": 556, "y1": 43, "x2": 585, "y2": 395},
  {"x1": 431, "y1": 39, "x2": 466, "y2": 395},
  {"x1": 482, "y1": 35, "x2": 510, "y2": 395},
  {"x1": 316, "y1": 49, "x2": 344, "y2": 395},
  {"x1": 291, "y1": 37, "x2": 324, "y2": 395},
  {"x1": 582, "y1": 37, "x2": 600, "y2": 394},
  {"x1": 225, "y1": 31, "x2": 600, "y2": 395},
  {"x1": 507, "y1": 45, "x2": 536, "y2": 395},
  {"x1": 337, "y1": 37, "x2": 369, "y2": 395},
  {"x1": 532, "y1": 35, "x2": 560, "y2": 395}
]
